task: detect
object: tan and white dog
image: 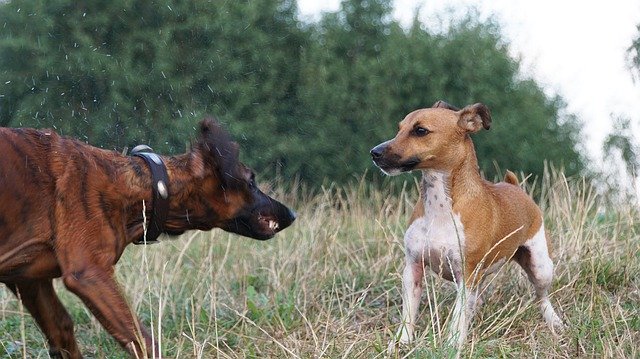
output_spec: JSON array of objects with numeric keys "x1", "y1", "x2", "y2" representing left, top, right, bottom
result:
[{"x1": 371, "y1": 101, "x2": 563, "y2": 348}]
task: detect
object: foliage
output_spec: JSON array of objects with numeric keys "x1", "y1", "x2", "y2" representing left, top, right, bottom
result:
[
  {"x1": 0, "y1": 0, "x2": 305, "y2": 157},
  {"x1": 629, "y1": 22, "x2": 640, "y2": 81},
  {"x1": 0, "y1": 0, "x2": 586, "y2": 185},
  {"x1": 603, "y1": 115, "x2": 639, "y2": 177},
  {"x1": 601, "y1": 115, "x2": 639, "y2": 203}
]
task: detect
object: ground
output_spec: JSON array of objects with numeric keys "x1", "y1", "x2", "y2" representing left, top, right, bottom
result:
[{"x1": 1, "y1": 171, "x2": 638, "y2": 358}]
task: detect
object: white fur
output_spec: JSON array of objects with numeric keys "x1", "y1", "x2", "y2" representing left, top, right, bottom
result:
[
  {"x1": 396, "y1": 171, "x2": 467, "y2": 344},
  {"x1": 449, "y1": 282, "x2": 478, "y2": 348},
  {"x1": 520, "y1": 223, "x2": 564, "y2": 332},
  {"x1": 406, "y1": 171, "x2": 465, "y2": 280},
  {"x1": 393, "y1": 175, "x2": 563, "y2": 349}
]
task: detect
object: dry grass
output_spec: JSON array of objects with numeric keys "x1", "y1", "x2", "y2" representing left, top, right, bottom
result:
[{"x1": 1, "y1": 170, "x2": 639, "y2": 358}]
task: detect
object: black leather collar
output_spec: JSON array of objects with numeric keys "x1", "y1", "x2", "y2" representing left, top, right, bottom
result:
[{"x1": 131, "y1": 145, "x2": 170, "y2": 245}]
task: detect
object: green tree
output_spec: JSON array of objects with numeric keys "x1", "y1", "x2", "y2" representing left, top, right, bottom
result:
[
  {"x1": 291, "y1": 0, "x2": 399, "y2": 184},
  {"x1": 0, "y1": 0, "x2": 586, "y2": 186},
  {"x1": 0, "y1": 0, "x2": 306, "y2": 159},
  {"x1": 296, "y1": 3, "x2": 585, "y2": 183}
]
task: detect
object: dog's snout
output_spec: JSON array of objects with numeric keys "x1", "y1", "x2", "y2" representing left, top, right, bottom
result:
[
  {"x1": 287, "y1": 208, "x2": 297, "y2": 222},
  {"x1": 370, "y1": 144, "x2": 385, "y2": 159}
]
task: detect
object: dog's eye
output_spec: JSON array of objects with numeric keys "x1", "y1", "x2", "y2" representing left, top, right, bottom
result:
[
  {"x1": 413, "y1": 127, "x2": 430, "y2": 137},
  {"x1": 249, "y1": 173, "x2": 256, "y2": 188}
]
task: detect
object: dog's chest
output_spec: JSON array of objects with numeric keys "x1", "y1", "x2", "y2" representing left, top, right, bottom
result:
[{"x1": 404, "y1": 171, "x2": 465, "y2": 281}]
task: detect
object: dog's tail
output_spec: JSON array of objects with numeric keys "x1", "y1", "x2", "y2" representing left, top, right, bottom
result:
[{"x1": 504, "y1": 170, "x2": 519, "y2": 186}]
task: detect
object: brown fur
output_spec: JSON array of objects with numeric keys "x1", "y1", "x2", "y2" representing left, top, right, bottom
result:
[
  {"x1": 0, "y1": 120, "x2": 294, "y2": 358},
  {"x1": 504, "y1": 170, "x2": 519, "y2": 186}
]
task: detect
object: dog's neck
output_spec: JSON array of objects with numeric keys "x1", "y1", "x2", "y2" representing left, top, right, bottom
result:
[
  {"x1": 421, "y1": 139, "x2": 485, "y2": 209},
  {"x1": 121, "y1": 152, "x2": 210, "y2": 244},
  {"x1": 419, "y1": 170, "x2": 453, "y2": 224}
]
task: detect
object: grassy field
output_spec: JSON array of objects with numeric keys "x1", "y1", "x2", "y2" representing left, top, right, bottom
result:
[{"x1": 1, "y1": 171, "x2": 639, "y2": 358}]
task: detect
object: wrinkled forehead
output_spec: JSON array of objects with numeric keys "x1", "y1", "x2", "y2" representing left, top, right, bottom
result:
[{"x1": 398, "y1": 108, "x2": 459, "y2": 131}]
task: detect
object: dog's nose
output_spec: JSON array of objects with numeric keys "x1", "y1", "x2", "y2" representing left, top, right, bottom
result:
[{"x1": 370, "y1": 145, "x2": 384, "y2": 159}]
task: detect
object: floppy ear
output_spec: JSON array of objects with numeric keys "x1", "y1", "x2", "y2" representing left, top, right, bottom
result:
[
  {"x1": 189, "y1": 150, "x2": 206, "y2": 179},
  {"x1": 457, "y1": 103, "x2": 491, "y2": 132},
  {"x1": 432, "y1": 100, "x2": 460, "y2": 111}
]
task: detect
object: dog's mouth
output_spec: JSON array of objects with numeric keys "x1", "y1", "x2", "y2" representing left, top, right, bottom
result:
[
  {"x1": 222, "y1": 215, "x2": 276, "y2": 241},
  {"x1": 222, "y1": 204, "x2": 295, "y2": 241},
  {"x1": 250, "y1": 210, "x2": 295, "y2": 240},
  {"x1": 257, "y1": 214, "x2": 280, "y2": 236},
  {"x1": 373, "y1": 156, "x2": 420, "y2": 175},
  {"x1": 398, "y1": 157, "x2": 420, "y2": 171},
  {"x1": 371, "y1": 142, "x2": 422, "y2": 175}
]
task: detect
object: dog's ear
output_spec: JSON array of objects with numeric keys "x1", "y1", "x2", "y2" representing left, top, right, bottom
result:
[
  {"x1": 432, "y1": 100, "x2": 460, "y2": 111},
  {"x1": 457, "y1": 103, "x2": 491, "y2": 132},
  {"x1": 190, "y1": 150, "x2": 207, "y2": 179},
  {"x1": 197, "y1": 118, "x2": 241, "y2": 186}
]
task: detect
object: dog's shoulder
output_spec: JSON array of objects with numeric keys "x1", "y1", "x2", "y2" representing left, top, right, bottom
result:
[{"x1": 0, "y1": 127, "x2": 63, "y2": 165}]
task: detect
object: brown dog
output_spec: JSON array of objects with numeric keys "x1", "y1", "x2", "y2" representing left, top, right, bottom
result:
[
  {"x1": 371, "y1": 101, "x2": 563, "y2": 348},
  {"x1": 0, "y1": 119, "x2": 295, "y2": 358}
]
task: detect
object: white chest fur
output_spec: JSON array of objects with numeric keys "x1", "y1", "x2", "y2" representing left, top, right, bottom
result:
[{"x1": 404, "y1": 171, "x2": 465, "y2": 282}]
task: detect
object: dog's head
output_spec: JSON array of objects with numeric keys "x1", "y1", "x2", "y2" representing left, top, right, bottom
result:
[
  {"x1": 187, "y1": 118, "x2": 296, "y2": 240},
  {"x1": 370, "y1": 101, "x2": 491, "y2": 174}
]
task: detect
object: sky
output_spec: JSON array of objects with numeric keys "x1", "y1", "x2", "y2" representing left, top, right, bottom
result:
[{"x1": 297, "y1": 0, "x2": 640, "y2": 163}]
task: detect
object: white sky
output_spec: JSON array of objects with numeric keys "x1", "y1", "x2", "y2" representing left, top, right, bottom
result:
[{"x1": 297, "y1": 0, "x2": 640, "y2": 162}]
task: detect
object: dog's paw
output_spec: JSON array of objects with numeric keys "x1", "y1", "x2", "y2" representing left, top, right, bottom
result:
[
  {"x1": 550, "y1": 316, "x2": 565, "y2": 335},
  {"x1": 387, "y1": 338, "x2": 410, "y2": 356},
  {"x1": 543, "y1": 306, "x2": 565, "y2": 335},
  {"x1": 386, "y1": 340, "x2": 398, "y2": 356},
  {"x1": 399, "y1": 335, "x2": 411, "y2": 345}
]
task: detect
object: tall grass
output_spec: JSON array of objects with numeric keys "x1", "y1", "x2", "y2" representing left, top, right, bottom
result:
[{"x1": 1, "y1": 169, "x2": 639, "y2": 358}]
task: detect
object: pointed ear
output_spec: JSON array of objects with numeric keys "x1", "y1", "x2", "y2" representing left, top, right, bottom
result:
[
  {"x1": 457, "y1": 103, "x2": 491, "y2": 132},
  {"x1": 432, "y1": 100, "x2": 460, "y2": 111}
]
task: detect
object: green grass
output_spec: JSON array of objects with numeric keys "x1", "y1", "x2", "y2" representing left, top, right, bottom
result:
[{"x1": 1, "y1": 170, "x2": 639, "y2": 358}]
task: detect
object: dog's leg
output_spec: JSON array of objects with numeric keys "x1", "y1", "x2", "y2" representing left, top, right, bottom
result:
[
  {"x1": 6, "y1": 280, "x2": 81, "y2": 359},
  {"x1": 396, "y1": 258, "x2": 424, "y2": 344},
  {"x1": 448, "y1": 281, "x2": 479, "y2": 349},
  {"x1": 60, "y1": 265, "x2": 157, "y2": 357},
  {"x1": 514, "y1": 226, "x2": 564, "y2": 333}
]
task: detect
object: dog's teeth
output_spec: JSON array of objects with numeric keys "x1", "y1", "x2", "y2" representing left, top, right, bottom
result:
[{"x1": 268, "y1": 220, "x2": 279, "y2": 230}]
